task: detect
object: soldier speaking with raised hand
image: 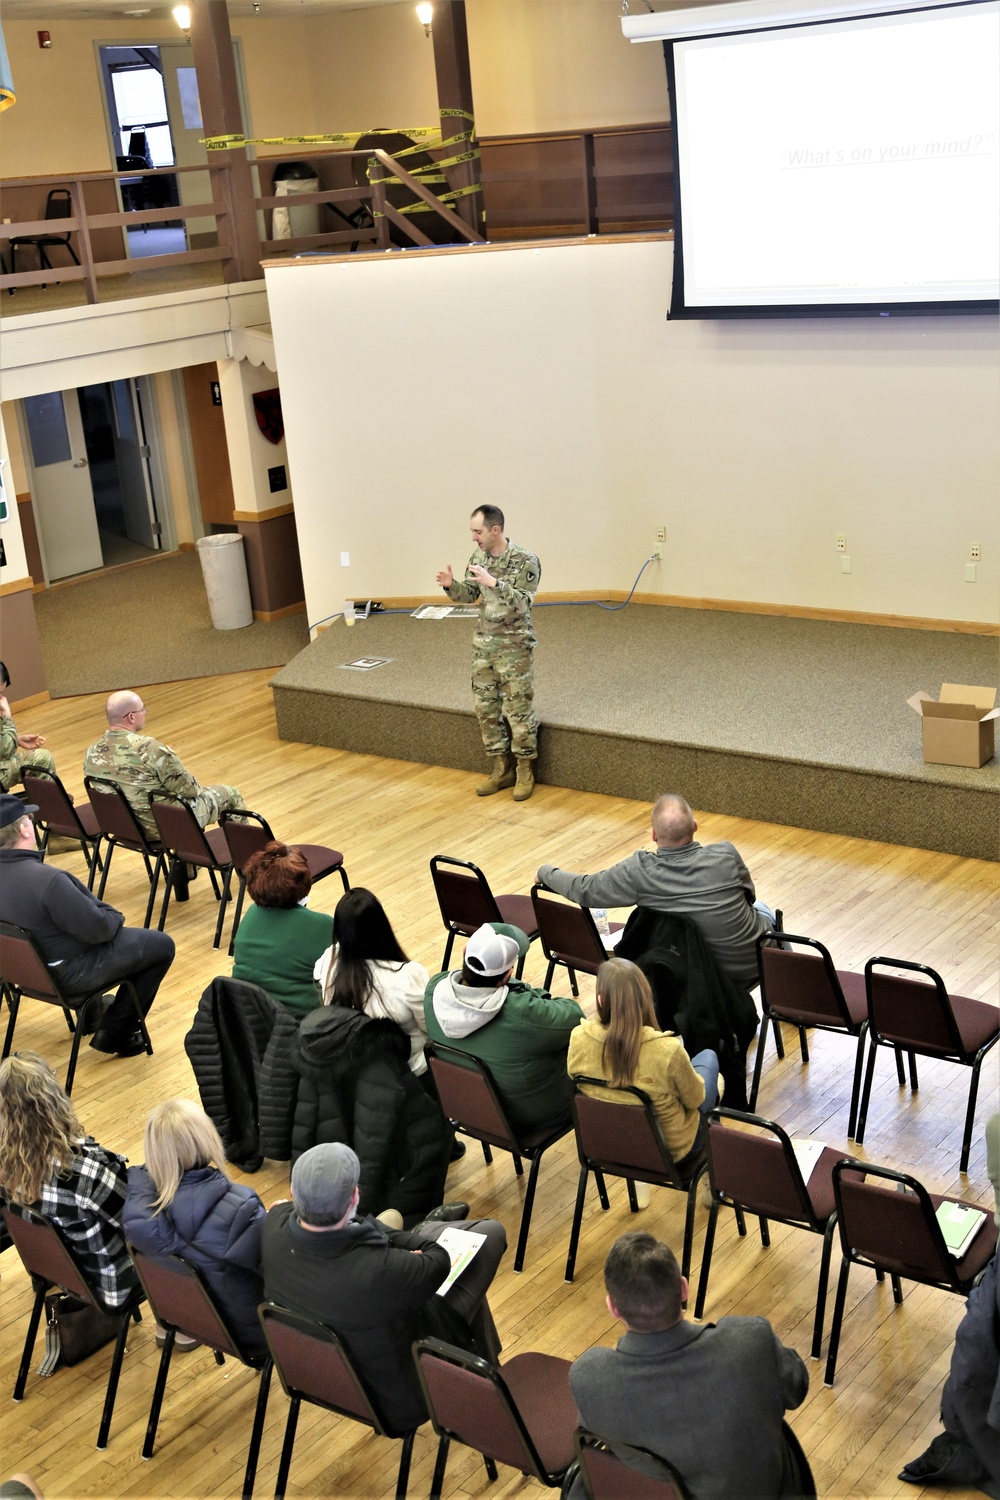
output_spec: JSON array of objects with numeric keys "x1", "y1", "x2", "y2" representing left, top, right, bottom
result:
[{"x1": 436, "y1": 506, "x2": 541, "y2": 801}]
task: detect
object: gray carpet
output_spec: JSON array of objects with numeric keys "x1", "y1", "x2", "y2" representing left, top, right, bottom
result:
[
  {"x1": 271, "y1": 605, "x2": 1000, "y2": 859},
  {"x1": 36, "y1": 551, "x2": 309, "y2": 697}
]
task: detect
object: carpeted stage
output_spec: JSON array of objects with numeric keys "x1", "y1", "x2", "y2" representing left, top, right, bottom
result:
[{"x1": 271, "y1": 605, "x2": 1000, "y2": 862}]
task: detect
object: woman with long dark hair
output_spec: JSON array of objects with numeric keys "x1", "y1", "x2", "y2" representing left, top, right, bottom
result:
[
  {"x1": 314, "y1": 887, "x2": 430, "y2": 1075},
  {"x1": 567, "y1": 957, "x2": 719, "y2": 1191},
  {"x1": 231, "y1": 841, "x2": 333, "y2": 1018}
]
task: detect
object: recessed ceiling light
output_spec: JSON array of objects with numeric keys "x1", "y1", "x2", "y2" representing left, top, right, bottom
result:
[{"x1": 123, "y1": 8, "x2": 152, "y2": 14}]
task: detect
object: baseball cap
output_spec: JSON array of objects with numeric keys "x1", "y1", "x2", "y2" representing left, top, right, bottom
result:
[
  {"x1": 290, "y1": 1142, "x2": 360, "y2": 1225},
  {"x1": 0, "y1": 794, "x2": 37, "y2": 830},
  {"x1": 464, "y1": 922, "x2": 528, "y2": 979}
]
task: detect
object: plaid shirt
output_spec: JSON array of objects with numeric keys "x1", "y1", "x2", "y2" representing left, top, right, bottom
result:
[{"x1": 34, "y1": 1139, "x2": 135, "y2": 1308}]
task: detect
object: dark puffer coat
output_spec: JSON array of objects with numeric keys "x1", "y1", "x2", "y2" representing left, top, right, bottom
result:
[
  {"x1": 123, "y1": 1164, "x2": 266, "y2": 1355},
  {"x1": 289, "y1": 1005, "x2": 449, "y2": 1225}
]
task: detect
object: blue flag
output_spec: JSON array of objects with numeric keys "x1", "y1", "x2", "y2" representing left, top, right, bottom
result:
[{"x1": 0, "y1": 22, "x2": 15, "y2": 111}]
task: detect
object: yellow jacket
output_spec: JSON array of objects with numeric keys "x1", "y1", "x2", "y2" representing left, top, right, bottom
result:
[{"x1": 567, "y1": 1017, "x2": 705, "y2": 1162}]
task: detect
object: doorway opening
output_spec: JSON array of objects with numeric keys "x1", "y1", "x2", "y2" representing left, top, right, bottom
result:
[
  {"x1": 20, "y1": 379, "x2": 166, "y2": 584},
  {"x1": 99, "y1": 45, "x2": 185, "y2": 258}
]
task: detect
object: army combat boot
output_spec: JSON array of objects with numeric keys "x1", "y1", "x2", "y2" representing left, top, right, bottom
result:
[
  {"x1": 476, "y1": 754, "x2": 515, "y2": 796},
  {"x1": 512, "y1": 758, "x2": 535, "y2": 801}
]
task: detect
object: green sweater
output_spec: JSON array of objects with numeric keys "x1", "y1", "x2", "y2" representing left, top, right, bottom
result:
[{"x1": 231, "y1": 904, "x2": 333, "y2": 1019}]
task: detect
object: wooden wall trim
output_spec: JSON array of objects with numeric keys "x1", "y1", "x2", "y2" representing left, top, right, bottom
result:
[
  {"x1": 10, "y1": 690, "x2": 50, "y2": 712},
  {"x1": 253, "y1": 602, "x2": 306, "y2": 622},
  {"x1": 233, "y1": 503, "x2": 295, "y2": 523},
  {"x1": 0, "y1": 576, "x2": 35, "y2": 597}
]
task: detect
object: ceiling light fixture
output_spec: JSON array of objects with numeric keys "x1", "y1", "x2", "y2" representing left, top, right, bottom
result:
[{"x1": 416, "y1": 3, "x2": 433, "y2": 37}]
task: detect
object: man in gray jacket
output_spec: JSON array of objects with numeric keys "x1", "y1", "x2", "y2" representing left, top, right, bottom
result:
[
  {"x1": 537, "y1": 793, "x2": 776, "y2": 990},
  {"x1": 570, "y1": 1231, "x2": 810, "y2": 1500}
]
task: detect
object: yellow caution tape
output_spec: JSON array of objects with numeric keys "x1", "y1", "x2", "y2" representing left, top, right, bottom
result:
[{"x1": 201, "y1": 111, "x2": 476, "y2": 153}]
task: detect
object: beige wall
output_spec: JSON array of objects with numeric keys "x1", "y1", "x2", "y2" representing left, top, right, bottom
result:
[
  {"x1": 467, "y1": 0, "x2": 669, "y2": 135},
  {"x1": 264, "y1": 239, "x2": 1000, "y2": 634},
  {"x1": 1, "y1": 2, "x2": 665, "y2": 181}
]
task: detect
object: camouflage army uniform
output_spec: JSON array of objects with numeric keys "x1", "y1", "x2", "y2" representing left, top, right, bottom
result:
[
  {"x1": 83, "y1": 728, "x2": 245, "y2": 843},
  {"x1": 0, "y1": 709, "x2": 56, "y2": 792},
  {"x1": 445, "y1": 541, "x2": 540, "y2": 758}
]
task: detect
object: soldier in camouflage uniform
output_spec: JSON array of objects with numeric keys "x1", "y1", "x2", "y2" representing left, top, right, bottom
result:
[
  {"x1": 84, "y1": 690, "x2": 246, "y2": 843},
  {"x1": 436, "y1": 506, "x2": 541, "y2": 801},
  {"x1": 0, "y1": 660, "x2": 56, "y2": 792}
]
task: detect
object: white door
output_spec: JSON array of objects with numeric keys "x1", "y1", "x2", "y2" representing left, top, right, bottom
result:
[
  {"x1": 111, "y1": 379, "x2": 160, "y2": 550},
  {"x1": 160, "y1": 43, "x2": 212, "y2": 243},
  {"x1": 21, "y1": 390, "x2": 103, "y2": 582}
]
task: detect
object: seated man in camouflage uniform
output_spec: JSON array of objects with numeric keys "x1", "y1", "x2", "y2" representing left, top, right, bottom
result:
[
  {"x1": 84, "y1": 690, "x2": 246, "y2": 844},
  {"x1": 436, "y1": 506, "x2": 541, "y2": 802},
  {"x1": 0, "y1": 660, "x2": 56, "y2": 792}
]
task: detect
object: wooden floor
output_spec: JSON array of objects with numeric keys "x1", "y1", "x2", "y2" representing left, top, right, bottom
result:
[{"x1": 3, "y1": 668, "x2": 998, "y2": 1500}]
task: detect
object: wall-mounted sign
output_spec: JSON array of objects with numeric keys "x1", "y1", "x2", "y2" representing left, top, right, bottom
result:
[
  {"x1": 210, "y1": 381, "x2": 222, "y2": 406},
  {"x1": 268, "y1": 465, "x2": 288, "y2": 494},
  {"x1": 253, "y1": 388, "x2": 284, "y2": 445}
]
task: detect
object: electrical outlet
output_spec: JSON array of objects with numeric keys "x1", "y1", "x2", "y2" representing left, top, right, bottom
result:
[
  {"x1": 965, "y1": 563, "x2": 977, "y2": 583},
  {"x1": 340, "y1": 552, "x2": 350, "y2": 567},
  {"x1": 656, "y1": 526, "x2": 666, "y2": 543},
  {"x1": 836, "y1": 535, "x2": 846, "y2": 552},
  {"x1": 970, "y1": 543, "x2": 981, "y2": 561},
  {"x1": 840, "y1": 555, "x2": 852, "y2": 574},
  {"x1": 652, "y1": 546, "x2": 664, "y2": 561}
]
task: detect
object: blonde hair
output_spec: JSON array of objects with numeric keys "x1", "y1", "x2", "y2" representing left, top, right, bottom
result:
[
  {"x1": 144, "y1": 1099, "x2": 227, "y2": 1213},
  {"x1": 0, "y1": 1052, "x2": 83, "y2": 1206},
  {"x1": 595, "y1": 959, "x2": 660, "y2": 1088}
]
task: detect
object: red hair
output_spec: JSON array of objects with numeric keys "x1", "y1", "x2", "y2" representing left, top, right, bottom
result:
[{"x1": 243, "y1": 841, "x2": 311, "y2": 909}]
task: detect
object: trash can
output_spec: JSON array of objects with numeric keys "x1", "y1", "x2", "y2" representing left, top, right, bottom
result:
[
  {"x1": 196, "y1": 533, "x2": 253, "y2": 630},
  {"x1": 271, "y1": 160, "x2": 320, "y2": 241}
]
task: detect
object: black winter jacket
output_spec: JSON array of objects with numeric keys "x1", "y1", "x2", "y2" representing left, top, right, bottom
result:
[
  {"x1": 185, "y1": 977, "x2": 299, "y2": 1171},
  {"x1": 123, "y1": 1164, "x2": 266, "y2": 1355},
  {"x1": 288, "y1": 1005, "x2": 449, "y2": 1225},
  {"x1": 616, "y1": 907, "x2": 759, "y2": 1109}
]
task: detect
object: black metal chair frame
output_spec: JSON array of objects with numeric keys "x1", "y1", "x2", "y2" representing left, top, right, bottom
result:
[
  {"x1": 530, "y1": 884, "x2": 619, "y2": 996},
  {"x1": 130, "y1": 1249, "x2": 272, "y2": 1498},
  {"x1": 149, "y1": 795, "x2": 233, "y2": 948},
  {"x1": 260, "y1": 1302, "x2": 414, "y2": 1500},
  {"x1": 750, "y1": 932, "x2": 869, "y2": 1136},
  {"x1": 4, "y1": 1204, "x2": 144, "y2": 1449},
  {"x1": 219, "y1": 807, "x2": 349, "y2": 955},
  {"x1": 424, "y1": 1040, "x2": 571, "y2": 1273},
  {"x1": 414, "y1": 1336, "x2": 569, "y2": 1497},
  {"x1": 23, "y1": 767, "x2": 104, "y2": 888},
  {"x1": 695, "y1": 1107, "x2": 839, "y2": 1359},
  {"x1": 9, "y1": 188, "x2": 81, "y2": 275},
  {"x1": 855, "y1": 955, "x2": 1000, "y2": 1173},
  {"x1": 429, "y1": 854, "x2": 536, "y2": 977},
  {"x1": 574, "y1": 1427, "x2": 694, "y2": 1500},
  {"x1": 0, "y1": 919, "x2": 151, "y2": 1092},
  {"x1": 85, "y1": 774, "x2": 166, "y2": 929},
  {"x1": 824, "y1": 1159, "x2": 994, "y2": 1387},
  {"x1": 565, "y1": 1077, "x2": 706, "y2": 1287}
]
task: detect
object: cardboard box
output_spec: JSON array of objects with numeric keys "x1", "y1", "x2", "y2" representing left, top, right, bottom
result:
[{"x1": 907, "y1": 684, "x2": 999, "y2": 768}]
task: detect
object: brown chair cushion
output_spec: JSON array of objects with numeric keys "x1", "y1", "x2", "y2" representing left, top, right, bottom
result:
[
  {"x1": 949, "y1": 994, "x2": 1000, "y2": 1056},
  {"x1": 293, "y1": 843, "x2": 344, "y2": 878},
  {"x1": 803, "y1": 1146, "x2": 844, "y2": 1222},
  {"x1": 502, "y1": 1353, "x2": 577, "y2": 1474},
  {"x1": 838, "y1": 969, "x2": 869, "y2": 1025},
  {"x1": 496, "y1": 894, "x2": 540, "y2": 940}
]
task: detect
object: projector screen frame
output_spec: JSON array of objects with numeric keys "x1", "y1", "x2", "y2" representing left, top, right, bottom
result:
[{"x1": 664, "y1": 0, "x2": 1000, "y2": 321}]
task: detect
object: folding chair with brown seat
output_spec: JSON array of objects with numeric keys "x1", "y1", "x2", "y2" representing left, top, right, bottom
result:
[
  {"x1": 4, "y1": 1205, "x2": 144, "y2": 1449},
  {"x1": 855, "y1": 956, "x2": 1000, "y2": 1173},
  {"x1": 575, "y1": 1428, "x2": 694, "y2": 1500},
  {"x1": 8, "y1": 187, "x2": 81, "y2": 275},
  {"x1": 530, "y1": 885, "x2": 623, "y2": 997},
  {"x1": 130, "y1": 1249, "x2": 272, "y2": 1498},
  {"x1": 695, "y1": 1108, "x2": 844, "y2": 1359},
  {"x1": 22, "y1": 768, "x2": 104, "y2": 888},
  {"x1": 565, "y1": 1078, "x2": 706, "y2": 1286},
  {"x1": 259, "y1": 1302, "x2": 415, "y2": 1500},
  {"x1": 220, "y1": 808, "x2": 349, "y2": 954},
  {"x1": 0, "y1": 920, "x2": 151, "y2": 1092},
  {"x1": 751, "y1": 933, "x2": 869, "y2": 1136},
  {"x1": 149, "y1": 796, "x2": 234, "y2": 947},
  {"x1": 824, "y1": 1160, "x2": 998, "y2": 1387},
  {"x1": 85, "y1": 774, "x2": 166, "y2": 928},
  {"x1": 424, "y1": 1040, "x2": 571, "y2": 1273},
  {"x1": 414, "y1": 1336, "x2": 578, "y2": 1499},
  {"x1": 429, "y1": 855, "x2": 539, "y2": 976}
]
